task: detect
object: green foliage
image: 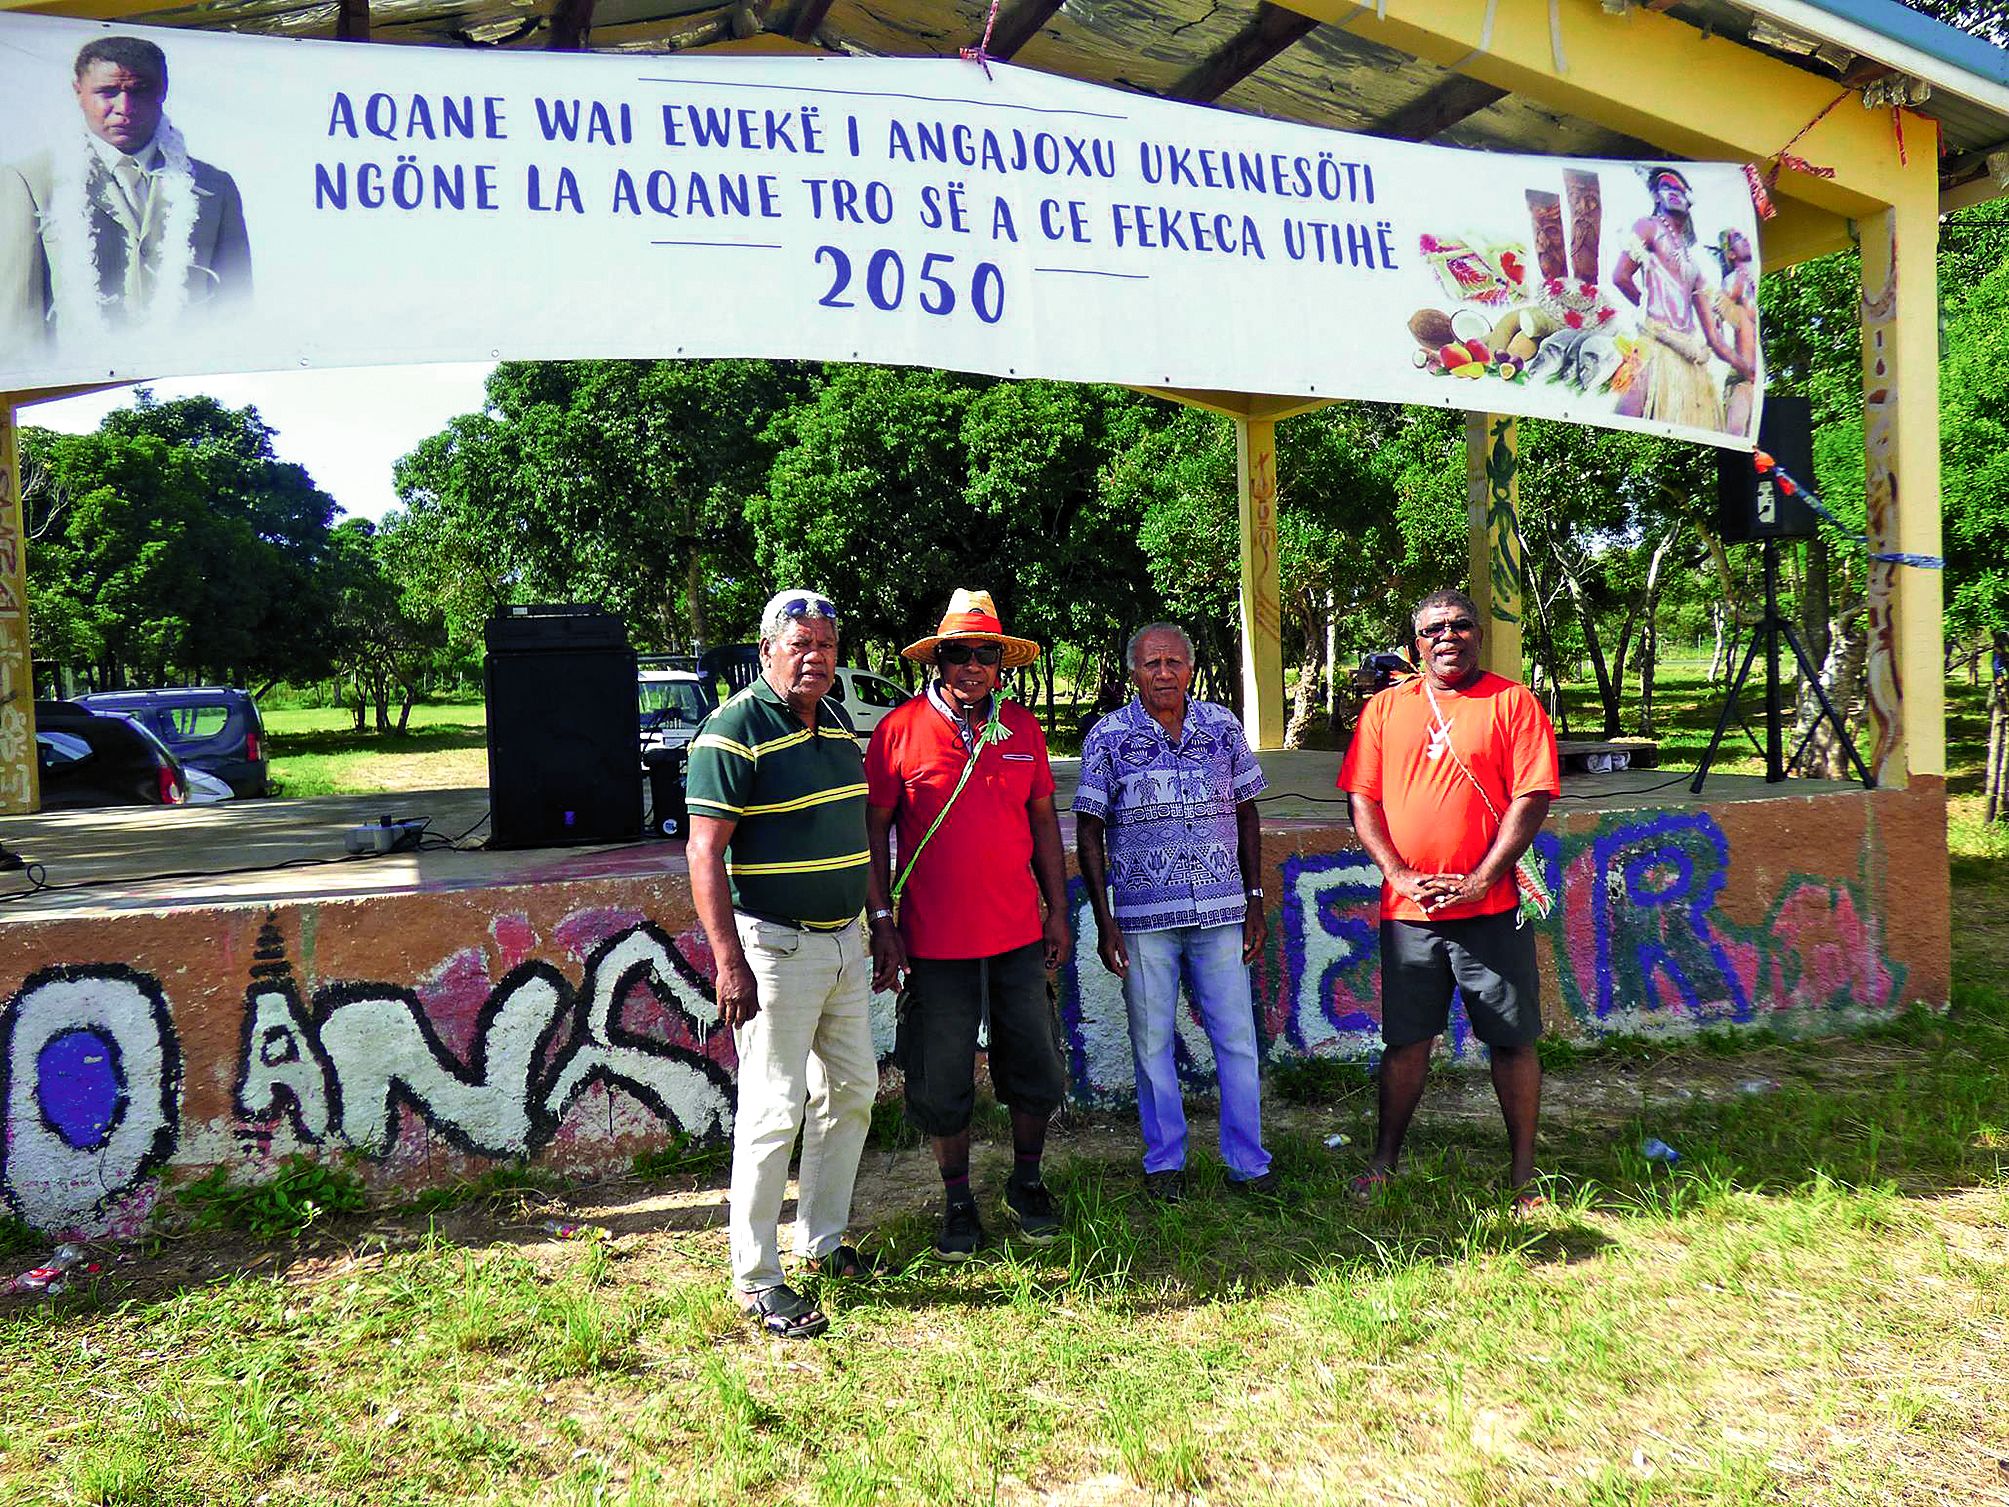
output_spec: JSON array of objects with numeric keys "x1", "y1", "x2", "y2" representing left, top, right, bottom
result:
[
  {"x1": 177, "y1": 1154, "x2": 369, "y2": 1239},
  {"x1": 392, "y1": 358, "x2": 813, "y2": 654},
  {"x1": 0, "y1": 1211, "x2": 45, "y2": 1260},
  {"x1": 1267, "y1": 1053, "x2": 1375, "y2": 1105},
  {"x1": 400, "y1": 1164, "x2": 561, "y2": 1216},
  {"x1": 630, "y1": 1131, "x2": 731, "y2": 1179},
  {"x1": 22, "y1": 391, "x2": 340, "y2": 690}
]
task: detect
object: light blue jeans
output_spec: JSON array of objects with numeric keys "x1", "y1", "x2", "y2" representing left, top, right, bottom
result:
[{"x1": 1122, "y1": 923, "x2": 1271, "y2": 1181}]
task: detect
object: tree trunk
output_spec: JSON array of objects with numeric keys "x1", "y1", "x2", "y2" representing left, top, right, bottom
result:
[
  {"x1": 1559, "y1": 562, "x2": 1621, "y2": 737},
  {"x1": 1707, "y1": 601, "x2": 1728, "y2": 683},
  {"x1": 1524, "y1": 563, "x2": 1571, "y2": 736},
  {"x1": 1284, "y1": 597, "x2": 1325, "y2": 749},
  {"x1": 1632, "y1": 525, "x2": 1679, "y2": 737},
  {"x1": 1801, "y1": 535, "x2": 1832, "y2": 678},
  {"x1": 1986, "y1": 671, "x2": 2007, "y2": 824},
  {"x1": 685, "y1": 548, "x2": 707, "y2": 651},
  {"x1": 1797, "y1": 607, "x2": 1866, "y2": 778}
]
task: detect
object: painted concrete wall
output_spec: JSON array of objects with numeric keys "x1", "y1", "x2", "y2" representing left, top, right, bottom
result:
[{"x1": 0, "y1": 782, "x2": 1948, "y2": 1236}]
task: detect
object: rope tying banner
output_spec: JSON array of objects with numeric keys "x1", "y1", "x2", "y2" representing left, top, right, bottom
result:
[{"x1": 1753, "y1": 450, "x2": 1944, "y2": 570}]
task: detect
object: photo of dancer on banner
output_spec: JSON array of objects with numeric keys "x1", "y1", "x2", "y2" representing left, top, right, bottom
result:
[
  {"x1": 0, "y1": 35, "x2": 252, "y2": 355},
  {"x1": 1405, "y1": 161, "x2": 1759, "y2": 441}
]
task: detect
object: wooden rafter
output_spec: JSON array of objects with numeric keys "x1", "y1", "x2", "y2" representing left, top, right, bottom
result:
[
  {"x1": 987, "y1": 0, "x2": 1068, "y2": 61},
  {"x1": 788, "y1": 0, "x2": 834, "y2": 42},
  {"x1": 1367, "y1": 73, "x2": 1508, "y2": 142},
  {"x1": 335, "y1": 0, "x2": 369, "y2": 40},
  {"x1": 1168, "y1": 2, "x2": 1318, "y2": 104},
  {"x1": 547, "y1": 0, "x2": 595, "y2": 50}
]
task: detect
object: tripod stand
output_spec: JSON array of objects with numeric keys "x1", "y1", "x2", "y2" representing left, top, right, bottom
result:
[{"x1": 1690, "y1": 536, "x2": 1873, "y2": 794}]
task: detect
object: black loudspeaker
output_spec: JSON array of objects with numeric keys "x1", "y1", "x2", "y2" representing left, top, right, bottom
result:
[
  {"x1": 1717, "y1": 394, "x2": 1817, "y2": 542},
  {"x1": 483, "y1": 604, "x2": 639, "y2": 850}
]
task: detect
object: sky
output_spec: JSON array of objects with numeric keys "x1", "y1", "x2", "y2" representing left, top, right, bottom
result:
[{"x1": 20, "y1": 362, "x2": 496, "y2": 524}]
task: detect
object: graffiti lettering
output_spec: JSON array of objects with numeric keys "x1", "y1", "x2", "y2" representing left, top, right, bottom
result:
[
  {"x1": 234, "y1": 922, "x2": 732, "y2": 1160},
  {"x1": 0, "y1": 966, "x2": 181, "y2": 1230}
]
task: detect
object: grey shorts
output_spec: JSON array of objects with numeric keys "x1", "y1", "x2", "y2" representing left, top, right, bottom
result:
[
  {"x1": 1380, "y1": 911, "x2": 1542, "y2": 1050},
  {"x1": 897, "y1": 941, "x2": 1067, "y2": 1135}
]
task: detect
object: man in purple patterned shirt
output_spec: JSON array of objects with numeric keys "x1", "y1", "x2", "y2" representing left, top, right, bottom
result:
[{"x1": 1076, "y1": 623, "x2": 1275, "y2": 1201}]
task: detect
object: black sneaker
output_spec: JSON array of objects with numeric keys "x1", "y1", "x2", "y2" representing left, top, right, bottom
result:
[
  {"x1": 937, "y1": 1199, "x2": 985, "y2": 1261},
  {"x1": 1003, "y1": 1178, "x2": 1062, "y2": 1242},
  {"x1": 1144, "y1": 1170, "x2": 1186, "y2": 1203}
]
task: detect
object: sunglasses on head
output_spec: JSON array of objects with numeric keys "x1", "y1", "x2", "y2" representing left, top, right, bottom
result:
[
  {"x1": 937, "y1": 641, "x2": 1004, "y2": 666},
  {"x1": 1417, "y1": 618, "x2": 1477, "y2": 640},
  {"x1": 780, "y1": 594, "x2": 837, "y2": 620}
]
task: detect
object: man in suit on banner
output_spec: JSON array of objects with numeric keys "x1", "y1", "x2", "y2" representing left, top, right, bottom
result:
[{"x1": 1, "y1": 35, "x2": 252, "y2": 355}]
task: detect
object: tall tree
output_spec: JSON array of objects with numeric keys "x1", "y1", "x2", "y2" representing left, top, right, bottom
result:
[{"x1": 392, "y1": 359, "x2": 811, "y2": 653}]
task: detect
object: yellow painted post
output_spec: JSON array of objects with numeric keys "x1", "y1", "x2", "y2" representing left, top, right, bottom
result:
[
  {"x1": 0, "y1": 398, "x2": 39, "y2": 814},
  {"x1": 1235, "y1": 414, "x2": 1285, "y2": 750},
  {"x1": 1858, "y1": 186, "x2": 1945, "y2": 787},
  {"x1": 1465, "y1": 412, "x2": 1524, "y2": 680}
]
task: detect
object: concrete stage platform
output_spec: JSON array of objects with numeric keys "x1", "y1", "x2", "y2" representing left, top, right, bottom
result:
[
  {"x1": 0, "y1": 753, "x2": 1859, "y2": 921},
  {"x1": 0, "y1": 751, "x2": 1946, "y2": 1239}
]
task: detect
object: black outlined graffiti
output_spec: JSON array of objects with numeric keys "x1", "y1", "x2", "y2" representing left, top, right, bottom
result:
[
  {"x1": 0, "y1": 965, "x2": 181, "y2": 1230},
  {"x1": 234, "y1": 921, "x2": 733, "y2": 1160}
]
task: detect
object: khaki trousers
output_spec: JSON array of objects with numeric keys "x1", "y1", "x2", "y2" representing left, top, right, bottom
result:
[{"x1": 728, "y1": 913, "x2": 878, "y2": 1294}]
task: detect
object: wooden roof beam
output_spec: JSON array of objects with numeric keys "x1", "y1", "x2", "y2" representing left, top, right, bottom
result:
[
  {"x1": 1366, "y1": 72, "x2": 1507, "y2": 142},
  {"x1": 788, "y1": 0, "x2": 834, "y2": 43},
  {"x1": 336, "y1": 0, "x2": 370, "y2": 41},
  {"x1": 547, "y1": 0, "x2": 595, "y2": 50},
  {"x1": 1169, "y1": 2, "x2": 1319, "y2": 104},
  {"x1": 1275, "y1": 0, "x2": 1933, "y2": 217},
  {"x1": 987, "y1": 0, "x2": 1069, "y2": 61}
]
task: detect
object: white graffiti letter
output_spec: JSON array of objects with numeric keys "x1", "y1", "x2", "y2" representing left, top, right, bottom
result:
[
  {"x1": 1, "y1": 967, "x2": 181, "y2": 1231},
  {"x1": 317, "y1": 968, "x2": 567, "y2": 1158},
  {"x1": 543, "y1": 927, "x2": 733, "y2": 1139},
  {"x1": 236, "y1": 985, "x2": 334, "y2": 1141}
]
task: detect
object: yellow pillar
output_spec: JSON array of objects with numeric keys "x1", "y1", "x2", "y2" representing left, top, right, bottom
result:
[
  {"x1": 1858, "y1": 186, "x2": 1944, "y2": 787},
  {"x1": 1235, "y1": 414, "x2": 1285, "y2": 750},
  {"x1": 1465, "y1": 412, "x2": 1524, "y2": 681},
  {"x1": 0, "y1": 398, "x2": 39, "y2": 814}
]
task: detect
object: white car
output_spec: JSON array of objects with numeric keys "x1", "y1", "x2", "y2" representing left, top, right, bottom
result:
[{"x1": 827, "y1": 666, "x2": 910, "y2": 738}]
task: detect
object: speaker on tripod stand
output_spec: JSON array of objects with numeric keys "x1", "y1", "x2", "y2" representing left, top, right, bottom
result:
[{"x1": 1692, "y1": 396, "x2": 1872, "y2": 794}]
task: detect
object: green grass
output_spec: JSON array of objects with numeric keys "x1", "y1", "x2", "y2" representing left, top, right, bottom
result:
[
  {"x1": 261, "y1": 703, "x2": 489, "y2": 797},
  {"x1": 6, "y1": 960, "x2": 2006, "y2": 1503},
  {"x1": 8, "y1": 672, "x2": 2000, "y2": 1502}
]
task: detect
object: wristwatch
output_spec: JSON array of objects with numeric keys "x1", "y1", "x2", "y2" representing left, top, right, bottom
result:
[
  {"x1": 1245, "y1": 886, "x2": 1265, "y2": 899},
  {"x1": 868, "y1": 908, "x2": 894, "y2": 924}
]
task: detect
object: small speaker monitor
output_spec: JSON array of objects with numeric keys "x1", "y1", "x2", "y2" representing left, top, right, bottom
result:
[{"x1": 1717, "y1": 394, "x2": 1817, "y2": 543}]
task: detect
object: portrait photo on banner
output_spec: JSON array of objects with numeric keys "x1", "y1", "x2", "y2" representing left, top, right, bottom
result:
[{"x1": 0, "y1": 29, "x2": 255, "y2": 362}]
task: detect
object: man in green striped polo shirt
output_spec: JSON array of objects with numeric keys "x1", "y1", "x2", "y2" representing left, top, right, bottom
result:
[{"x1": 686, "y1": 588, "x2": 877, "y2": 1340}]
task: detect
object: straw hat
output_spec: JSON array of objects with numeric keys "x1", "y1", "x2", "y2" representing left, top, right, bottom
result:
[{"x1": 901, "y1": 588, "x2": 1042, "y2": 669}]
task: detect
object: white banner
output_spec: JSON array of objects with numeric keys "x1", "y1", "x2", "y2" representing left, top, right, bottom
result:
[{"x1": 0, "y1": 16, "x2": 1763, "y2": 446}]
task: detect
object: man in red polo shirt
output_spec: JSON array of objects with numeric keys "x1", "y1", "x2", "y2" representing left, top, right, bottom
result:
[{"x1": 865, "y1": 590, "x2": 1072, "y2": 1259}]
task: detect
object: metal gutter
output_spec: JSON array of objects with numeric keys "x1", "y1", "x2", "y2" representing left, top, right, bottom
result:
[{"x1": 1731, "y1": 0, "x2": 2009, "y2": 117}]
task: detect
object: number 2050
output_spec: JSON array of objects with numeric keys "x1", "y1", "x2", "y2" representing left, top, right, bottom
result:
[{"x1": 814, "y1": 247, "x2": 1005, "y2": 324}]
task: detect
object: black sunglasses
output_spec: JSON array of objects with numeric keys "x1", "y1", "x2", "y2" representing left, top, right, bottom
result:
[
  {"x1": 780, "y1": 594, "x2": 837, "y2": 620},
  {"x1": 1417, "y1": 618, "x2": 1477, "y2": 640},
  {"x1": 937, "y1": 642, "x2": 1004, "y2": 666}
]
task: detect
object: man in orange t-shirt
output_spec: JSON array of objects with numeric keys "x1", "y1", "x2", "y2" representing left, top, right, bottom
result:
[{"x1": 1337, "y1": 587, "x2": 1559, "y2": 1203}]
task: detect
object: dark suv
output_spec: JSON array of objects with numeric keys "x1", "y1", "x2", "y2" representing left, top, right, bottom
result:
[{"x1": 74, "y1": 687, "x2": 270, "y2": 797}]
